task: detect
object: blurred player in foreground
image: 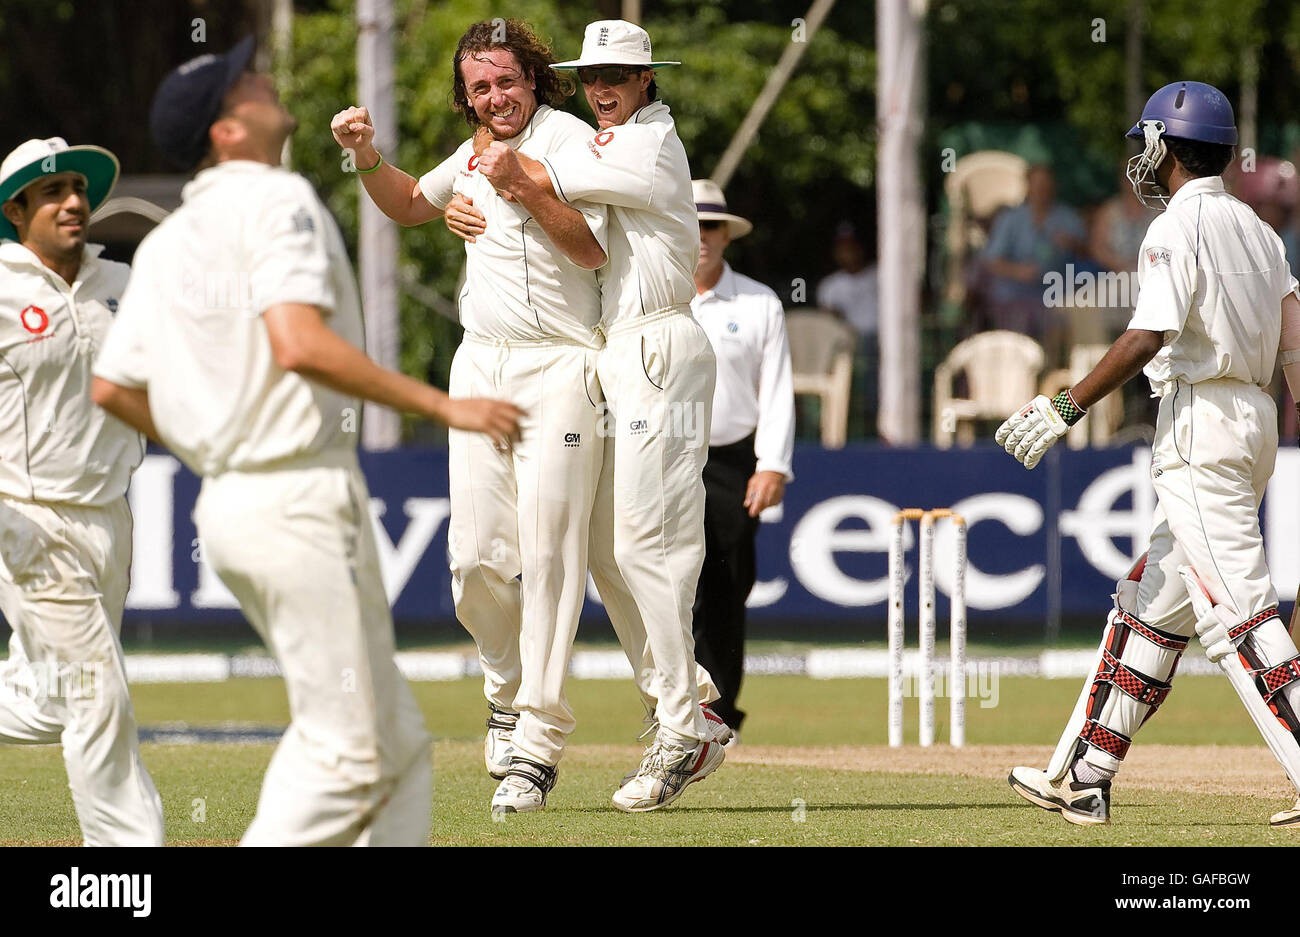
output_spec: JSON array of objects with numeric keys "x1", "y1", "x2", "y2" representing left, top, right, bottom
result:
[
  {"x1": 93, "y1": 38, "x2": 521, "y2": 845},
  {"x1": 996, "y1": 81, "x2": 1300, "y2": 828},
  {"x1": 688, "y1": 179, "x2": 794, "y2": 739},
  {"x1": 0, "y1": 138, "x2": 164, "y2": 845},
  {"x1": 470, "y1": 19, "x2": 725, "y2": 811}
]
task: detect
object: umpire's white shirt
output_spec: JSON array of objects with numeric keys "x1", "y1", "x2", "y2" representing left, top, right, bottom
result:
[
  {"x1": 0, "y1": 241, "x2": 143, "y2": 504},
  {"x1": 94, "y1": 161, "x2": 363, "y2": 476},
  {"x1": 418, "y1": 105, "x2": 606, "y2": 345},
  {"x1": 1129, "y1": 176, "x2": 1298, "y2": 391},
  {"x1": 540, "y1": 102, "x2": 699, "y2": 327},
  {"x1": 691, "y1": 263, "x2": 795, "y2": 480}
]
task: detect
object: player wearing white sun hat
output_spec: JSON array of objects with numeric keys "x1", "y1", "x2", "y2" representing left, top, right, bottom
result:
[{"x1": 469, "y1": 19, "x2": 726, "y2": 811}]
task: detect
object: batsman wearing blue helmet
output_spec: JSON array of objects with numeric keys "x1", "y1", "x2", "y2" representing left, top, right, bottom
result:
[{"x1": 997, "y1": 81, "x2": 1300, "y2": 828}]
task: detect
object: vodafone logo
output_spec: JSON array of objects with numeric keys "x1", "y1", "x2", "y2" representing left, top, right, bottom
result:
[
  {"x1": 594, "y1": 131, "x2": 614, "y2": 146},
  {"x1": 20, "y1": 305, "x2": 48, "y2": 334},
  {"x1": 468, "y1": 155, "x2": 480, "y2": 171}
]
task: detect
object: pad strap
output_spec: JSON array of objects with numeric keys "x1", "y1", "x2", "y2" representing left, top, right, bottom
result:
[
  {"x1": 1229, "y1": 606, "x2": 1280, "y2": 642},
  {"x1": 1116, "y1": 608, "x2": 1189, "y2": 651},
  {"x1": 1255, "y1": 656, "x2": 1300, "y2": 703},
  {"x1": 1080, "y1": 720, "x2": 1132, "y2": 760},
  {"x1": 1098, "y1": 649, "x2": 1174, "y2": 707}
]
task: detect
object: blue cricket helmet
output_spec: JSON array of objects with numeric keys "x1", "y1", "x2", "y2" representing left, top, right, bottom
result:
[{"x1": 1126, "y1": 80, "x2": 1237, "y2": 145}]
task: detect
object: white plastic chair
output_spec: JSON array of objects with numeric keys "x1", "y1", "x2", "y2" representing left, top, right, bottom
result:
[
  {"x1": 786, "y1": 310, "x2": 857, "y2": 448},
  {"x1": 933, "y1": 331, "x2": 1045, "y2": 447}
]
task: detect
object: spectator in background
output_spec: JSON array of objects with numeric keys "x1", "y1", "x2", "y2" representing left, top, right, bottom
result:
[
  {"x1": 816, "y1": 221, "x2": 878, "y2": 434},
  {"x1": 980, "y1": 164, "x2": 1088, "y2": 357},
  {"x1": 1090, "y1": 165, "x2": 1158, "y2": 331},
  {"x1": 690, "y1": 180, "x2": 794, "y2": 738}
]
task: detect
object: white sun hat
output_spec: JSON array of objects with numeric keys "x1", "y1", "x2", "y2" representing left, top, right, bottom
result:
[
  {"x1": 552, "y1": 20, "x2": 680, "y2": 71},
  {"x1": 693, "y1": 179, "x2": 752, "y2": 239}
]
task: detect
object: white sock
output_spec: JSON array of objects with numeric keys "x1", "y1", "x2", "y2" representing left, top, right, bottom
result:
[{"x1": 1072, "y1": 758, "x2": 1115, "y2": 784}]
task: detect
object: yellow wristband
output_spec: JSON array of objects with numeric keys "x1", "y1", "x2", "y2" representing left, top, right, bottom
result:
[{"x1": 357, "y1": 152, "x2": 383, "y2": 174}]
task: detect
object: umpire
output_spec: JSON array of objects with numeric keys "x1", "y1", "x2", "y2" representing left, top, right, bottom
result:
[{"x1": 688, "y1": 180, "x2": 794, "y2": 737}]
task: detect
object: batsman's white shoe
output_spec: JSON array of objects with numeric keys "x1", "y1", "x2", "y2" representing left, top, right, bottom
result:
[
  {"x1": 1008, "y1": 765, "x2": 1111, "y2": 826},
  {"x1": 485, "y1": 705, "x2": 518, "y2": 780},
  {"x1": 1270, "y1": 797, "x2": 1300, "y2": 828},
  {"x1": 490, "y1": 758, "x2": 558, "y2": 815},
  {"x1": 612, "y1": 738, "x2": 725, "y2": 812}
]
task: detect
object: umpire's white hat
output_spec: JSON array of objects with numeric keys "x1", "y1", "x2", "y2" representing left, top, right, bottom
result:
[
  {"x1": 552, "y1": 20, "x2": 680, "y2": 70},
  {"x1": 693, "y1": 179, "x2": 752, "y2": 239}
]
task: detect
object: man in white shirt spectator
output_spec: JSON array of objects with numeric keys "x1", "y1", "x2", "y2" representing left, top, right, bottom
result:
[
  {"x1": 689, "y1": 180, "x2": 794, "y2": 737},
  {"x1": 816, "y1": 222, "x2": 878, "y2": 434}
]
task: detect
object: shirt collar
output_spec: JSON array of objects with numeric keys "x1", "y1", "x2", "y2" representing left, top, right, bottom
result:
[
  {"x1": 1167, "y1": 175, "x2": 1224, "y2": 208},
  {"x1": 696, "y1": 262, "x2": 736, "y2": 303},
  {"x1": 183, "y1": 159, "x2": 277, "y2": 201},
  {"x1": 0, "y1": 240, "x2": 105, "y2": 276},
  {"x1": 503, "y1": 105, "x2": 549, "y2": 150}
]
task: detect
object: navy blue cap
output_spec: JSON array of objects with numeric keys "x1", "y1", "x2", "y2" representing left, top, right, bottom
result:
[{"x1": 149, "y1": 36, "x2": 257, "y2": 169}]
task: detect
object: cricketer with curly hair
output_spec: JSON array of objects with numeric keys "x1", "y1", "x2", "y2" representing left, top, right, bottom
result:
[{"x1": 331, "y1": 19, "x2": 669, "y2": 814}]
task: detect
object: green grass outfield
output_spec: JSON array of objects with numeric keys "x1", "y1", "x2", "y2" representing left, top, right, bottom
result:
[{"x1": 1, "y1": 674, "x2": 1296, "y2": 845}]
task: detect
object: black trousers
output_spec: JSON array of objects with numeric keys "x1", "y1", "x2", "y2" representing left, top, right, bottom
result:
[{"x1": 691, "y1": 433, "x2": 759, "y2": 732}]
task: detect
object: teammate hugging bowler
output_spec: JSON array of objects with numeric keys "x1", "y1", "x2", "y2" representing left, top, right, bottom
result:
[{"x1": 996, "y1": 81, "x2": 1300, "y2": 828}]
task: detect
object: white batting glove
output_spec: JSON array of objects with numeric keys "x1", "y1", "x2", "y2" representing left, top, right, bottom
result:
[
  {"x1": 1177, "y1": 566, "x2": 1237, "y2": 663},
  {"x1": 994, "y1": 393, "x2": 1082, "y2": 470}
]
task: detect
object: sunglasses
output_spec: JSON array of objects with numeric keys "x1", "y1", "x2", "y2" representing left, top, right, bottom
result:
[{"x1": 577, "y1": 65, "x2": 644, "y2": 86}]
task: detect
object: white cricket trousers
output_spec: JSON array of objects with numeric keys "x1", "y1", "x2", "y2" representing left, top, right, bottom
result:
[
  {"x1": 448, "y1": 336, "x2": 605, "y2": 765},
  {"x1": 592, "y1": 307, "x2": 717, "y2": 745},
  {"x1": 448, "y1": 335, "x2": 718, "y2": 765},
  {"x1": 195, "y1": 451, "x2": 433, "y2": 846},
  {"x1": 1135, "y1": 378, "x2": 1281, "y2": 630},
  {"x1": 0, "y1": 495, "x2": 164, "y2": 846}
]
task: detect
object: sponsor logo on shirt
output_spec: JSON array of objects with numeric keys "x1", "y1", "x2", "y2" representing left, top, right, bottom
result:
[
  {"x1": 291, "y1": 208, "x2": 315, "y2": 234},
  {"x1": 468, "y1": 154, "x2": 480, "y2": 172},
  {"x1": 629, "y1": 419, "x2": 649, "y2": 434},
  {"x1": 20, "y1": 304, "x2": 48, "y2": 334},
  {"x1": 564, "y1": 432, "x2": 581, "y2": 448},
  {"x1": 727, "y1": 321, "x2": 739, "y2": 333},
  {"x1": 588, "y1": 130, "x2": 614, "y2": 158},
  {"x1": 1146, "y1": 247, "x2": 1171, "y2": 266}
]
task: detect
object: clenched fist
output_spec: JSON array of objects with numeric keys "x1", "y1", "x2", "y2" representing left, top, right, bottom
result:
[
  {"x1": 476, "y1": 142, "x2": 526, "y2": 200},
  {"x1": 330, "y1": 105, "x2": 380, "y2": 170}
]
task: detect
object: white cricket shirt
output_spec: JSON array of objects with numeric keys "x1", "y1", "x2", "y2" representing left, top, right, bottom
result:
[
  {"x1": 690, "y1": 263, "x2": 795, "y2": 480},
  {"x1": 540, "y1": 102, "x2": 699, "y2": 327},
  {"x1": 0, "y1": 241, "x2": 144, "y2": 504},
  {"x1": 94, "y1": 161, "x2": 363, "y2": 477},
  {"x1": 418, "y1": 106, "x2": 607, "y2": 346},
  {"x1": 1128, "y1": 176, "x2": 1299, "y2": 391}
]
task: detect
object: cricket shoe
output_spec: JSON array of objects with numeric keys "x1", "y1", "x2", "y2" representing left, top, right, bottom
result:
[
  {"x1": 1270, "y1": 797, "x2": 1300, "y2": 828},
  {"x1": 619, "y1": 704, "x2": 734, "y2": 787},
  {"x1": 490, "y1": 758, "x2": 557, "y2": 815},
  {"x1": 1008, "y1": 765, "x2": 1111, "y2": 825},
  {"x1": 612, "y1": 738, "x2": 725, "y2": 812},
  {"x1": 484, "y1": 704, "x2": 518, "y2": 780}
]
